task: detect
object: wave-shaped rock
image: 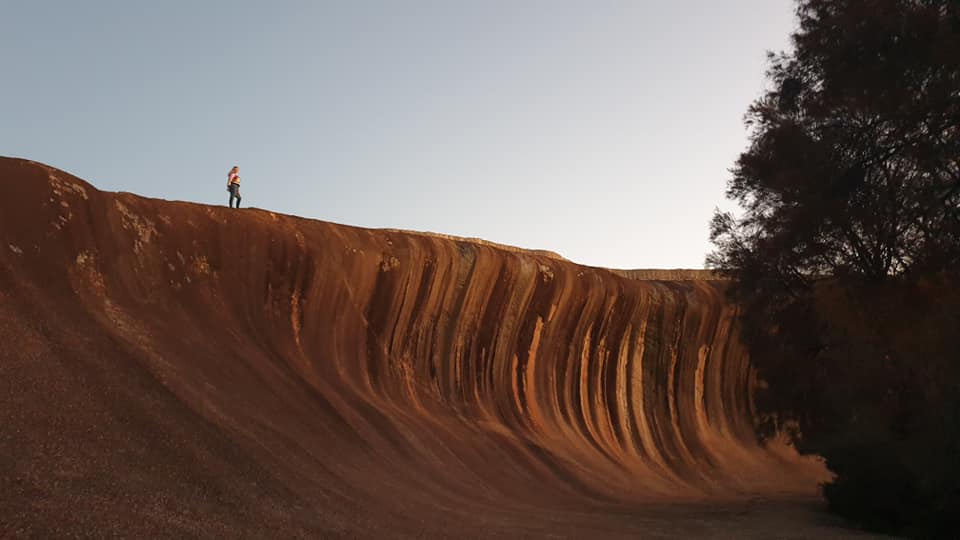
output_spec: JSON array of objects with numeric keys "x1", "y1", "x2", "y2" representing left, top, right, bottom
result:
[{"x1": 0, "y1": 158, "x2": 837, "y2": 538}]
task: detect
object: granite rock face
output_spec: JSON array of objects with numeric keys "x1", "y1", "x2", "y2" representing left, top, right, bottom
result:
[{"x1": 0, "y1": 158, "x2": 830, "y2": 538}]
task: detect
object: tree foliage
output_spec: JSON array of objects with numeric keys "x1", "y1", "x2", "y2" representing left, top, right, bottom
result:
[
  {"x1": 707, "y1": 1, "x2": 960, "y2": 536},
  {"x1": 710, "y1": 0, "x2": 960, "y2": 287}
]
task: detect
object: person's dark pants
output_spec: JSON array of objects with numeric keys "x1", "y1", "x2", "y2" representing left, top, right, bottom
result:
[{"x1": 229, "y1": 183, "x2": 242, "y2": 208}]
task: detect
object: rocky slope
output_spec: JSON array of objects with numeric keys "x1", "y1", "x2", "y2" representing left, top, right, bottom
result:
[{"x1": 1, "y1": 158, "x2": 858, "y2": 538}]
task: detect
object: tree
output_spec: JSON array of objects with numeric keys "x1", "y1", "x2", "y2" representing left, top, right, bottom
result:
[
  {"x1": 710, "y1": 0, "x2": 960, "y2": 287},
  {"x1": 707, "y1": 1, "x2": 960, "y2": 536}
]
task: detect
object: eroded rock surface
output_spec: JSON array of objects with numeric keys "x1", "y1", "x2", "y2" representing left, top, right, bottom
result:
[{"x1": 1, "y1": 158, "x2": 872, "y2": 538}]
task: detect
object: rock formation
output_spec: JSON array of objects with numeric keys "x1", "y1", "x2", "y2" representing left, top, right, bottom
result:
[{"x1": 1, "y1": 158, "x2": 844, "y2": 538}]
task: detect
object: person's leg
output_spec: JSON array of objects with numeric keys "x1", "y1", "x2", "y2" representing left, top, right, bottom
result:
[
  {"x1": 235, "y1": 189, "x2": 241, "y2": 208},
  {"x1": 229, "y1": 185, "x2": 238, "y2": 208}
]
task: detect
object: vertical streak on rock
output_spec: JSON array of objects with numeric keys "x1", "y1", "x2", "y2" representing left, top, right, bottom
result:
[{"x1": 523, "y1": 316, "x2": 544, "y2": 433}]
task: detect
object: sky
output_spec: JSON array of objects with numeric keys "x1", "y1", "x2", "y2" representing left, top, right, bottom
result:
[{"x1": 1, "y1": 1, "x2": 796, "y2": 269}]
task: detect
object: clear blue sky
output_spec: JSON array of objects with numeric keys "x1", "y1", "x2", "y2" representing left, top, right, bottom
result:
[{"x1": 1, "y1": 1, "x2": 795, "y2": 269}]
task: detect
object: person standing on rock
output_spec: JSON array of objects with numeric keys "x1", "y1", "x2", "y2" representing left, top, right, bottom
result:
[{"x1": 227, "y1": 165, "x2": 242, "y2": 208}]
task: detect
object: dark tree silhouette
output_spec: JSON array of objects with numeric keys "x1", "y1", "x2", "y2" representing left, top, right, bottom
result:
[
  {"x1": 710, "y1": 0, "x2": 959, "y2": 285},
  {"x1": 707, "y1": 1, "x2": 960, "y2": 536}
]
